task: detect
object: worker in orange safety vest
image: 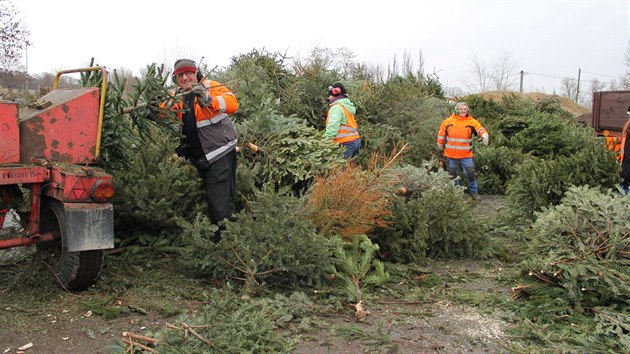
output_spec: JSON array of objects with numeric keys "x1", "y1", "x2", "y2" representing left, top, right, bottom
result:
[
  {"x1": 160, "y1": 58, "x2": 239, "y2": 239},
  {"x1": 324, "y1": 83, "x2": 361, "y2": 161},
  {"x1": 619, "y1": 107, "x2": 630, "y2": 194},
  {"x1": 437, "y1": 101, "x2": 489, "y2": 201},
  {"x1": 602, "y1": 130, "x2": 622, "y2": 162}
]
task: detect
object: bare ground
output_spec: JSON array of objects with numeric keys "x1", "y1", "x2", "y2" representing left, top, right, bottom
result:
[
  {"x1": 292, "y1": 259, "x2": 514, "y2": 354},
  {"x1": 1, "y1": 196, "x2": 514, "y2": 354}
]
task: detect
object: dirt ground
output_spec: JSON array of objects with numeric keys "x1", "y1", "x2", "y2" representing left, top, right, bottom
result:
[
  {"x1": 0, "y1": 196, "x2": 514, "y2": 354},
  {"x1": 292, "y1": 261, "x2": 513, "y2": 354}
]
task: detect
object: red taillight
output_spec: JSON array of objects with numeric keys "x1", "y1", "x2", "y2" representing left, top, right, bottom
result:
[{"x1": 91, "y1": 180, "x2": 115, "y2": 202}]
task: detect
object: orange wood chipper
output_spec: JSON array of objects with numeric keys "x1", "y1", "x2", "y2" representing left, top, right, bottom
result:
[{"x1": 0, "y1": 67, "x2": 115, "y2": 290}]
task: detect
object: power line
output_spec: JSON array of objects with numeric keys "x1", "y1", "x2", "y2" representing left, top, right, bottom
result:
[
  {"x1": 581, "y1": 70, "x2": 620, "y2": 79},
  {"x1": 525, "y1": 71, "x2": 567, "y2": 80},
  {"x1": 445, "y1": 69, "x2": 627, "y2": 93},
  {"x1": 524, "y1": 71, "x2": 623, "y2": 86}
]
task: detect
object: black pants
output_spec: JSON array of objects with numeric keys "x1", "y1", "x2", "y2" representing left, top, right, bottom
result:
[
  {"x1": 621, "y1": 141, "x2": 630, "y2": 187},
  {"x1": 196, "y1": 149, "x2": 237, "y2": 224}
]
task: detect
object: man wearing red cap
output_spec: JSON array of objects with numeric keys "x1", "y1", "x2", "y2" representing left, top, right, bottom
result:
[{"x1": 162, "y1": 59, "x2": 239, "y2": 235}]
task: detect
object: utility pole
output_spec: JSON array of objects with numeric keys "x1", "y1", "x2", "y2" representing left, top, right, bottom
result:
[
  {"x1": 575, "y1": 68, "x2": 581, "y2": 102},
  {"x1": 519, "y1": 70, "x2": 524, "y2": 93}
]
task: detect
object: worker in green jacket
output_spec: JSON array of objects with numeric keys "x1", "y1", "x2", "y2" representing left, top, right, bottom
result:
[{"x1": 324, "y1": 83, "x2": 361, "y2": 160}]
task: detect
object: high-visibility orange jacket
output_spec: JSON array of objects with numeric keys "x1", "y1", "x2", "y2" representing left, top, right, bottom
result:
[
  {"x1": 620, "y1": 120, "x2": 630, "y2": 166},
  {"x1": 161, "y1": 79, "x2": 239, "y2": 164},
  {"x1": 325, "y1": 98, "x2": 360, "y2": 144},
  {"x1": 437, "y1": 114, "x2": 489, "y2": 159},
  {"x1": 605, "y1": 136, "x2": 623, "y2": 162}
]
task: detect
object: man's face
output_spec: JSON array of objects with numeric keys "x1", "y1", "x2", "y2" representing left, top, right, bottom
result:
[{"x1": 176, "y1": 71, "x2": 198, "y2": 91}]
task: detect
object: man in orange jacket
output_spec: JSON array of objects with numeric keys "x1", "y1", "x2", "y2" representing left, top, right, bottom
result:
[
  {"x1": 602, "y1": 130, "x2": 622, "y2": 162},
  {"x1": 436, "y1": 101, "x2": 489, "y2": 201},
  {"x1": 162, "y1": 59, "x2": 239, "y2": 236}
]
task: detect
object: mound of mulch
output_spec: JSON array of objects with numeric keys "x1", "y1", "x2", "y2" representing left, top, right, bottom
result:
[{"x1": 479, "y1": 91, "x2": 590, "y2": 117}]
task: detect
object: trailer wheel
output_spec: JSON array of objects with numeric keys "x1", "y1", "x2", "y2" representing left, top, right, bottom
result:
[{"x1": 39, "y1": 198, "x2": 104, "y2": 291}]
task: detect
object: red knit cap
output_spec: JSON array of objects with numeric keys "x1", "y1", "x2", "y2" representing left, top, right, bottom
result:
[{"x1": 173, "y1": 59, "x2": 197, "y2": 76}]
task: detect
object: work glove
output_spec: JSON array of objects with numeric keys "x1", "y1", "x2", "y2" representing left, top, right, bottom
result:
[
  {"x1": 191, "y1": 155, "x2": 210, "y2": 171},
  {"x1": 481, "y1": 135, "x2": 489, "y2": 146},
  {"x1": 175, "y1": 142, "x2": 191, "y2": 158},
  {"x1": 191, "y1": 83, "x2": 212, "y2": 107}
]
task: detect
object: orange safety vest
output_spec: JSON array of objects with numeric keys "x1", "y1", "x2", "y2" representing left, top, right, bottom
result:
[
  {"x1": 326, "y1": 104, "x2": 360, "y2": 144},
  {"x1": 437, "y1": 114, "x2": 488, "y2": 159},
  {"x1": 161, "y1": 79, "x2": 239, "y2": 123},
  {"x1": 605, "y1": 136, "x2": 623, "y2": 162},
  {"x1": 621, "y1": 120, "x2": 630, "y2": 164},
  {"x1": 160, "y1": 79, "x2": 239, "y2": 164}
]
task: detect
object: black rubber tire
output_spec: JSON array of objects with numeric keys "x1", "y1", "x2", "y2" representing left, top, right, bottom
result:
[{"x1": 39, "y1": 198, "x2": 104, "y2": 291}]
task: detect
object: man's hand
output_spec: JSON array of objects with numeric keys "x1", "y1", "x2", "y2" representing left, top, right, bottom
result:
[
  {"x1": 481, "y1": 135, "x2": 489, "y2": 146},
  {"x1": 175, "y1": 142, "x2": 191, "y2": 158},
  {"x1": 191, "y1": 83, "x2": 211, "y2": 106},
  {"x1": 192, "y1": 155, "x2": 210, "y2": 170}
]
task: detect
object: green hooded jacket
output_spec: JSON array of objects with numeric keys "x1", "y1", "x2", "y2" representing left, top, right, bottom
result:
[{"x1": 324, "y1": 97, "x2": 357, "y2": 139}]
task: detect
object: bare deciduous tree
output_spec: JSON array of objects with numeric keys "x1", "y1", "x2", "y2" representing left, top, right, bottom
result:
[
  {"x1": 292, "y1": 46, "x2": 362, "y2": 80},
  {"x1": 560, "y1": 77, "x2": 578, "y2": 100},
  {"x1": 112, "y1": 67, "x2": 137, "y2": 93},
  {"x1": 618, "y1": 76, "x2": 630, "y2": 90},
  {"x1": 464, "y1": 52, "x2": 518, "y2": 93},
  {"x1": 444, "y1": 86, "x2": 464, "y2": 99},
  {"x1": 387, "y1": 50, "x2": 425, "y2": 81},
  {"x1": 292, "y1": 46, "x2": 334, "y2": 77},
  {"x1": 333, "y1": 47, "x2": 356, "y2": 80},
  {"x1": 387, "y1": 53, "x2": 400, "y2": 80},
  {"x1": 590, "y1": 78, "x2": 606, "y2": 94},
  {"x1": 464, "y1": 54, "x2": 491, "y2": 93},
  {"x1": 579, "y1": 78, "x2": 607, "y2": 108},
  {"x1": 0, "y1": 0, "x2": 31, "y2": 88},
  {"x1": 416, "y1": 50, "x2": 425, "y2": 77},
  {"x1": 615, "y1": 39, "x2": 630, "y2": 90},
  {"x1": 491, "y1": 52, "x2": 517, "y2": 91},
  {"x1": 609, "y1": 79, "x2": 618, "y2": 91}
]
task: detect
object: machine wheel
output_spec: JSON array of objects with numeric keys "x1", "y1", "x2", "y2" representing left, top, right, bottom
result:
[{"x1": 39, "y1": 198, "x2": 104, "y2": 291}]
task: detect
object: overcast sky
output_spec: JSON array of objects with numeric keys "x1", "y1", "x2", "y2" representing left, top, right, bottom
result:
[{"x1": 12, "y1": 0, "x2": 630, "y2": 96}]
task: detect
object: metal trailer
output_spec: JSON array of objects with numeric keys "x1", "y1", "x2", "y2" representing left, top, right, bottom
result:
[
  {"x1": 592, "y1": 90, "x2": 630, "y2": 138},
  {"x1": 0, "y1": 67, "x2": 115, "y2": 290}
]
